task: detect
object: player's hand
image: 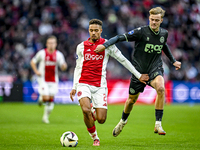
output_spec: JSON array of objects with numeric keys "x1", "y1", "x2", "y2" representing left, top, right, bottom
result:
[
  {"x1": 139, "y1": 74, "x2": 149, "y2": 84},
  {"x1": 94, "y1": 45, "x2": 106, "y2": 53},
  {"x1": 70, "y1": 89, "x2": 76, "y2": 101},
  {"x1": 36, "y1": 71, "x2": 41, "y2": 76},
  {"x1": 60, "y1": 63, "x2": 67, "y2": 71},
  {"x1": 173, "y1": 61, "x2": 181, "y2": 70}
]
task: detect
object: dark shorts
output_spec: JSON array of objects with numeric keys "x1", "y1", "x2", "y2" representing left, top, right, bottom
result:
[{"x1": 129, "y1": 66, "x2": 164, "y2": 95}]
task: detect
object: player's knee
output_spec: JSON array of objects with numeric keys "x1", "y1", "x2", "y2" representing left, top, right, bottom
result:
[
  {"x1": 43, "y1": 96, "x2": 50, "y2": 102},
  {"x1": 82, "y1": 107, "x2": 91, "y2": 116},
  {"x1": 127, "y1": 97, "x2": 137, "y2": 104},
  {"x1": 127, "y1": 93, "x2": 139, "y2": 104},
  {"x1": 157, "y1": 86, "x2": 165, "y2": 95},
  {"x1": 97, "y1": 117, "x2": 106, "y2": 124}
]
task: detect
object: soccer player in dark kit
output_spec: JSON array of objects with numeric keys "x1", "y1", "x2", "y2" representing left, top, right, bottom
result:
[{"x1": 94, "y1": 7, "x2": 181, "y2": 136}]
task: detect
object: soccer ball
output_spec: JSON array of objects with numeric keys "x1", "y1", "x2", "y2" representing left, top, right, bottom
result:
[{"x1": 60, "y1": 131, "x2": 78, "y2": 147}]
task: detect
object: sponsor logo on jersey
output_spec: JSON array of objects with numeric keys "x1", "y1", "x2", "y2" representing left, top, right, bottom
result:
[
  {"x1": 128, "y1": 30, "x2": 134, "y2": 35},
  {"x1": 85, "y1": 53, "x2": 103, "y2": 60},
  {"x1": 160, "y1": 37, "x2": 165, "y2": 43},
  {"x1": 45, "y1": 61, "x2": 56, "y2": 66},
  {"x1": 86, "y1": 49, "x2": 91, "y2": 51},
  {"x1": 144, "y1": 44, "x2": 163, "y2": 54}
]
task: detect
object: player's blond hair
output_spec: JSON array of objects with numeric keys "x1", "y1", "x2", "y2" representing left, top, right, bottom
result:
[
  {"x1": 47, "y1": 35, "x2": 57, "y2": 43},
  {"x1": 89, "y1": 19, "x2": 103, "y2": 27},
  {"x1": 149, "y1": 7, "x2": 165, "y2": 18}
]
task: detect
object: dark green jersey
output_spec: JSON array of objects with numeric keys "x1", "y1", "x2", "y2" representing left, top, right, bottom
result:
[
  {"x1": 124, "y1": 25, "x2": 174, "y2": 73},
  {"x1": 103, "y1": 25, "x2": 176, "y2": 74}
]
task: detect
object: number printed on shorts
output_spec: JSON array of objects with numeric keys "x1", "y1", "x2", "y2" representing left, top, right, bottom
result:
[{"x1": 103, "y1": 94, "x2": 106, "y2": 102}]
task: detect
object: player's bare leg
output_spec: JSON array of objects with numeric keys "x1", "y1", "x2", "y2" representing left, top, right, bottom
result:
[
  {"x1": 113, "y1": 93, "x2": 139, "y2": 137},
  {"x1": 79, "y1": 97, "x2": 100, "y2": 146},
  {"x1": 151, "y1": 75, "x2": 166, "y2": 135},
  {"x1": 124, "y1": 94, "x2": 140, "y2": 113},
  {"x1": 95, "y1": 108, "x2": 107, "y2": 124}
]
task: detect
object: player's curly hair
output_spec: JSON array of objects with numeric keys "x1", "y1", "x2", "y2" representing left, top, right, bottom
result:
[
  {"x1": 149, "y1": 7, "x2": 165, "y2": 18},
  {"x1": 89, "y1": 19, "x2": 103, "y2": 27}
]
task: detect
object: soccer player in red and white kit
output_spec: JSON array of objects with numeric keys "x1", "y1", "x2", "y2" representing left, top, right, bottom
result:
[
  {"x1": 70, "y1": 19, "x2": 149, "y2": 146},
  {"x1": 30, "y1": 35, "x2": 67, "y2": 124}
]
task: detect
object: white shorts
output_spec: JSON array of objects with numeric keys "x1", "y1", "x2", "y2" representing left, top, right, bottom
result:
[
  {"x1": 77, "y1": 83, "x2": 108, "y2": 109},
  {"x1": 38, "y1": 81, "x2": 58, "y2": 96}
]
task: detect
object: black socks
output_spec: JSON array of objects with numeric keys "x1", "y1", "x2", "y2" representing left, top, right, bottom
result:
[
  {"x1": 122, "y1": 110, "x2": 130, "y2": 121},
  {"x1": 155, "y1": 109, "x2": 163, "y2": 121}
]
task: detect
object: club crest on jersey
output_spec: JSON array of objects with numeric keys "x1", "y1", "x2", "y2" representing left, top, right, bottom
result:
[
  {"x1": 77, "y1": 91, "x2": 82, "y2": 97},
  {"x1": 160, "y1": 37, "x2": 165, "y2": 43},
  {"x1": 76, "y1": 54, "x2": 78, "y2": 59},
  {"x1": 128, "y1": 30, "x2": 134, "y2": 35}
]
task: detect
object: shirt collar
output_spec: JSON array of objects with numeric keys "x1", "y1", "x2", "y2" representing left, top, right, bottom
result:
[{"x1": 148, "y1": 25, "x2": 160, "y2": 35}]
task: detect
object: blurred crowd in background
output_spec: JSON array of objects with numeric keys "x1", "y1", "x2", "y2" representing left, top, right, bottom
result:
[{"x1": 0, "y1": 0, "x2": 200, "y2": 83}]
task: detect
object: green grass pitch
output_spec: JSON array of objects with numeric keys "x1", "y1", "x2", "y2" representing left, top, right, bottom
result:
[{"x1": 0, "y1": 103, "x2": 200, "y2": 150}]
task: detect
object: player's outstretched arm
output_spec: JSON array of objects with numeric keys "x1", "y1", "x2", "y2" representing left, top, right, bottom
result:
[
  {"x1": 173, "y1": 61, "x2": 181, "y2": 70},
  {"x1": 109, "y1": 45, "x2": 149, "y2": 82},
  {"x1": 94, "y1": 35, "x2": 126, "y2": 53},
  {"x1": 70, "y1": 89, "x2": 76, "y2": 101},
  {"x1": 139, "y1": 74, "x2": 149, "y2": 84}
]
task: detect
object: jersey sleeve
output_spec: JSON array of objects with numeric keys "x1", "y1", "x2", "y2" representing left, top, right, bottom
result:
[
  {"x1": 162, "y1": 31, "x2": 176, "y2": 64},
  {"x1": 31, "y1": 50, "x2": 43, "y2": 64},
  {"x1": 107, "y1": 45, "x2": 141, "y2": 79},
  {"x1": 57, "y1": 51, "x2": 66, "y2": 67},
  {"x1": 103, "y1": 35, "x2": 126, "y2": 48},
  {"x1": 124, "y1": 27, "x2": 142, "y2": 42},
  {"x1": 163, "y1": 43, "x2": 176, "y2": 64},
  {"x1": 72, "y1": 44, "x2": 83, "y2": 90},
  {"x1": 103, "y1": 28, "x2": 142, "y2": 48}
]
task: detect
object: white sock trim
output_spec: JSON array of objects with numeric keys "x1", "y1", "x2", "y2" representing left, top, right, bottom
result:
[
  {"x1": 89, "y1": 131, "x2": 99, "y2": 140},
  {"x1": 155, "y1": 121, "x2": 161, "y2": 126}
]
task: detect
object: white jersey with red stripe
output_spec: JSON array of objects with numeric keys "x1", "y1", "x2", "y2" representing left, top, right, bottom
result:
[
  {"x1": 72, "y1": 38, "x2": 141, "y2": 90},
  {"x1": 31, "y1": 48, "x2": 66, "y2": 83}
]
